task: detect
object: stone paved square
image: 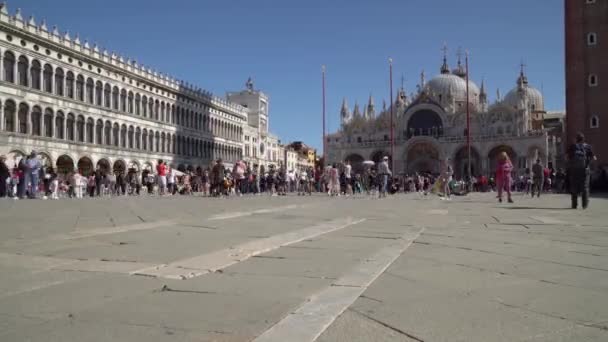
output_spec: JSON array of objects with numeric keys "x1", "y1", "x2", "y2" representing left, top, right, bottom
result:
[{"x1": 1, "y1": 193, "x2": 607, "y2": 341}]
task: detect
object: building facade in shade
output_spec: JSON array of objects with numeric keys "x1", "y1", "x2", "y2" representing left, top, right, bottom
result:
[
  {"x1": 0, "y1": 5, "x2": 246, "y2": 175},
  {"x1": 565, "y1": 0, "x2": 607, "y2": 179},
  {"x1": 326, "y1": 53, "x2": 550, "y2": 179},
  {"x1": 227, "y1": 82, "x2": 283, "y2": 174}
]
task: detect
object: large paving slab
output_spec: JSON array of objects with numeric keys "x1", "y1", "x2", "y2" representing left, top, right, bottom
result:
[{"x1": 0, "y1": 192, "x2": 607, "y2": 341}]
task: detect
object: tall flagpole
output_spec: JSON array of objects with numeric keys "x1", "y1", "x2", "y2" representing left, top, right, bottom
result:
[
  {"x1": 465, "y1": 51, "x2": 471, "y2": 183},
  {"x1": 389, "y1": 58, "x2": 395, "y2": 173},
  {"x1": 322, "y1": 65, "x2": 326, "y2": 167}
]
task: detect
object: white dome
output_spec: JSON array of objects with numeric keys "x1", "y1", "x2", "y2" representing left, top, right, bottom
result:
[
  {"x1": 424, "y1": 73, "x2": 480, "y2": 105},
  {"x1": 503, "y1": 85, "x2": 544, "y2": 112}
]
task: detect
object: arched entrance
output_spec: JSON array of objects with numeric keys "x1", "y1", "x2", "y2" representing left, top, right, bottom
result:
[
  {"x1": 113, "y1": 160, "x2": 126, "y2": 175},
  {"x1": 56, "y1": 155, "x2": 75, "y2": 175},
  {"x1": 488, "y1": 145, "x2": 516, "y2": 174},
  {"x1": 345, "y1": 153, "x2": 365, "y2": 175},
  {"x1": 77, "y1": 157, "x2": 94, "y2": 176},
  {"x1": 143, "y1": 162, "x2": 153, "y2": 172},
  {"x1": 370, "y1": 150, "x2": 391, "y2": 165},
  {"x1": 453, "y1": 146, "x2": 481, "y2": 179},
  {"x1": 405, "y1": 142, "x2": 440, "y2": 174},
  {"x1": 37, "y1": 152, "x2": 53, "y2": 170},
  {"x1": 6, "y1": 150, "x2": 26, "y2": 168},
  {"x1": 128, "y1": 161, "x2": 140, "y2": 173},
  {"x1": 96, "y1": 158, "x2": 111, "y2": 175}
]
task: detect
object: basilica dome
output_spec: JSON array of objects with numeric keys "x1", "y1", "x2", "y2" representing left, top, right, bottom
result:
[
  {"x1": 503, "y1": 71, "x2": 544, "y2": 111},
  {"x1": 424, "y1": 73, "x2": 480, "y2": 106}
]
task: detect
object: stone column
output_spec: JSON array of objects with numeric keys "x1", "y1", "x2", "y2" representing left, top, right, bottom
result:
[
  {"x1": 40, "y1": 111, "x2": 45, "y2": 137},
  {"x1": 51, "y1": 113, "x2": 55, "y2": 139},
  {"x1": 0, "y1": 55, "x2": 3, "y2": 83},
  {"x1": 26, "y1": 107, "x2": 31, "y2": 134},
  {"x1": 0, "y1": 102, "x2": 4, "y2": 131}
]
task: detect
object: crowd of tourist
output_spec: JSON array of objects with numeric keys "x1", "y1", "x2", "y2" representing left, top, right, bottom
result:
[{"x1": 0, "y1": 133, "x2": 596, "y2": 209}]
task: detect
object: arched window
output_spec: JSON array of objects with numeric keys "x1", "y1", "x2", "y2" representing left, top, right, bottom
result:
[
  {"x1": 589, "y1": 74, "x2": 598, "y2": 87},
  {"x1": 120, "y1": 90, "x2": 127, "y2": 112},
  {"x1": 128, "y1": 126, "x2": 134, "y2": 149},
  {"x1": 588, "y1": 32, "x2": 597, "y2": 46},
  {"x1": 149, "y1": 130, "x2": 154, "y2": 151},
  {"x1": 155, "y1": 100, "x2": 160, "y2": 120},
  {"x1": 55, "y1": 111, "x2": 65, "y2": 139},
  {"x1": 104, "y1": 121, "x2": 111, "y2": 145},
  {"x1": 160, "y1": 102, "x2": 165, "y2": 122},
  {"x1": 176, "y1": 107, "x2": 181, "y2": 125},
  {"x1": 30, "y1": 60, "x2": 41, "y2": 90},
  {"x1": 112, "y1": 123, "x2": 119, "y2": 146},
  {"x1": 591, "y1": 115, "x2": 599, "y2": 128},
  {"x1": 86, "y1": 78, "x2": 94, "y2": 104},
  {"x1": 3, "y1": 51, "x2": 15, "y2": 82},
  {"x1": 149, "y1": 99, "x2": 154, "y2": 120},
  {"x1": 120, "y1": 124, "x2": 127, "y2": 148},
  {"x1": 104, "y1": 84, "x2": 111, "y2": 108},
  {"x1": 43, "y1": 64, "x2": 53, "y2": 93},
  {"x1": 86, "y1": 118, "x2": 94, "y2": 143},
  {"x1": 66, "y1": 71, "x2": 74, "y2": 98},
  {"x1": 171, "y1": 105, "x2": 176, "y2": 124},
  {"x1": 142, "y1": 96, "x2": 148, "y2": 117},
  {"x1": 18, "y1": 103, "x2": 28, "y2": 134},
  {"x1": 161, "y1": 133, "x2": 166, "y2": 153},
  {"x1": 127, "y1": 91, "x2": 133, "y2": 113},
  {"x1": 173, "y1": 135, "x2": 177, "y2": 154},
  {"x1": 76, "y1": 75, "x2": 84, "y2": 101},
  {"x1": 66, "y1": 114, "x2": 75, "y2": 141},
  {"x1": 44, "y1": 108, "x2": 53, "y2": 138},
  {"x1": 112, "y1": 86, "x2": 119, "y2": 110},
  {"x1": 155, "y1": 131, "x2": 160, "y2": 152},
  {"x1": 76, "y1": 115, "x2": 85, "y2": 142},
  {"x1": 96, "y1": 81, "x2": 103, "y2": 106},
  {"x1": 17, "y1": 55, "x2": 28, "y2": 86},
  {"x1": 95, "y1": 119, "x2": 103, "y2": 145},
  {"x1": 142, "y1": 129, "x2": 148, "y2": 150},
  {"x1": 135, "y1": 94, "x2": 141, "y2": 115},
  {"x1": 54, "y1": 68, "x2": 64, "y2": 96},
  {"x1": 3, "y1": 100, "x2": 15, "y2": 132},
  {"x1": 31, "y1": 106, "x2": 42, "y2": 136},
  {"x1": 135, "y1": 127, "x2": 141, "y2": 149}
]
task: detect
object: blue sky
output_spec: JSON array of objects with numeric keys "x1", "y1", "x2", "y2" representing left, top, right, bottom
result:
[{"x1": 15, "y1": 0, "x2": 564, "y2": 151}]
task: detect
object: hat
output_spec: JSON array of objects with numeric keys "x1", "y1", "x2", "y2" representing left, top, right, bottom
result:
[{"x1": 383, "y1": 156, "x2": 389, "y2": 160}]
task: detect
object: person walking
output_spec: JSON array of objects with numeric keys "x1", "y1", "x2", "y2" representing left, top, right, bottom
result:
[
  {"x1": 377, "y1": 156, "x2": 392, "y2": 198},
  {"x1": 440, "y1": 158, "x2": 453, "y2": 200},
  {"x1": 156, "y1": 160, "x2": 167, "y2": 195},
  {"x1": 567, "y1": 132, "x2": 596, "y2": 209},
  {"x1": 531, "y1": 159, "x2": 544, "y2": 198},
  {"x1": 0, "y1": 155, "x2": 9, "y2": 198},
  {"x1": 496, "y1": 152, "x2": 514, "y2": 203},
  {"x1": 25, "y1": 151, "x2": 42, "y2": 199},
  {"x1": 344, "y1": 160, "x2": 353, "y2": 196}
]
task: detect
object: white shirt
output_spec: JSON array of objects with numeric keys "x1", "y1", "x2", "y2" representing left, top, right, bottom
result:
[
  {"x1": 345, "y1": 164, "x2": 352, "y2": 178},
  {"x1": 167, "y1": 169, "x2": 176, "y2": 183}
]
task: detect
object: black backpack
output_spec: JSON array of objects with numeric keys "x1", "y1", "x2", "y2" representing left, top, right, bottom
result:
[{"x1": 570, "y1": 143, "x2": 589, "y2": 169}]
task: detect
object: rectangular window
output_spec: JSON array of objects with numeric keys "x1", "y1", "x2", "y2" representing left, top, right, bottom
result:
[{"x1": 589, "y1": 74, "x2": 598, "y2": 87}]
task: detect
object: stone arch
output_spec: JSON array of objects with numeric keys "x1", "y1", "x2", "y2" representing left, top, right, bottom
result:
[
  {"x1": 96, "y1": 158, "x2": 111, "y2": 175},
  {"x1": 345, "y1": 153, "x2": 365, "y2": 175},
  {"x1": 38, "y1": 152, "x2": 53, "y2": 169},
  {"x1": 402, "y1": 103, "x2": 447, "y2": 138},
  {"x1": 113, "y1": 159, "x2": 127, "y2": 175},
  {"x1": 77, "y1": 156, "x2": 94, "y2": 176},
  {"x1": 56, "y1": 154, "x2": 75, "y2": 175},
  {"x1": 143, "y1": 162, "x2": 154, "y2": 171},
  {"x1": 5, "y1": 149, "x2": 26, "y2": 168},
  {"x1": 405, "y1": 140, "x2": 442, "y2": 174},
  {"x1": 452, "y1": 145, "x2": 482, "y2": 179},
  {"x1": 128, "y1": 160, "x2": 140, "y2": 172},
  {"x1": 487, "y1": 144, "x2": 516, "y2": 174}
]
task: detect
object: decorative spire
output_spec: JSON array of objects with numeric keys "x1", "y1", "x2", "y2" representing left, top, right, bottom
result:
[
  {"x1": 40, "y1": 19, "x2": 47, "y2": 32},
  {"x1": 340, "y1": 98, "x2": 351, "y2": 126},
  {"x1": 14, "y1": 7, "x2": 22, "y2": 21},
  {"x1": 480, "y1": 78, "x2": 486, "y2": 95},
  {"x1": 367, "y1": 94, "x2": 375, "y2": 119},
  {"x1": 0, "y1": 2, "x2": 8, "y2": 15},
  {"x1": 28, "y1": 15, "x2": 36, "y2": 26},
  {"x1": 418, "y1": 70, "x2": 426, "y2": 92},
  {"x1": 52, "y1": 25, "x2": 59, "y2": 36},
  {"x1": 382, "y1": 99, "x2": 387, "y2": 112},
  {"x1": 452, "y1": 46, "x2": 466, "y2": 78},
  {"x1": 353, "y1": 101, "x2": 361, "y2": 118},
  {"x1": 517, "y1": 60, "x2": 528, "y2": 88},
  {"x1": 496, "y1": 88, "x2": 501, "y2": 102},
  {"x1": 440, "y1": 42, "x2": 450, "y2": 74}
]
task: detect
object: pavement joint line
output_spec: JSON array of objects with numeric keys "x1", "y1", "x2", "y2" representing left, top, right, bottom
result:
[
  {"x1": 348, "y1": 308, "x2": 426, "y2": 342},
  {"x1": 207, "y1": 204, "x2": 304, "y2": 221},
  {"x1": 130, "y1": 217, "x2": 366, "y2": 279},
  {"x1": 251, "y1": 227, "x2": 425, "y2": 342}
]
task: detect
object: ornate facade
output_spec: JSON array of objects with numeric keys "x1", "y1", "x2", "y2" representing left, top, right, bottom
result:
[
  {"x1": 0, "y1": 4, "x2": 247, "y2": 175},
  {"x1": 327, "y1": 52, "x2": 550, "y2": 179}
]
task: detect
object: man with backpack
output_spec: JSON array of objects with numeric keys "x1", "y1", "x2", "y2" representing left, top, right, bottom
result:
[
  {"x1": 531, "y1": 159, "x2": 544, "y2": 198},
  {"x1": 567, "y1": 132, "x2": 596, "y2": 209}
]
